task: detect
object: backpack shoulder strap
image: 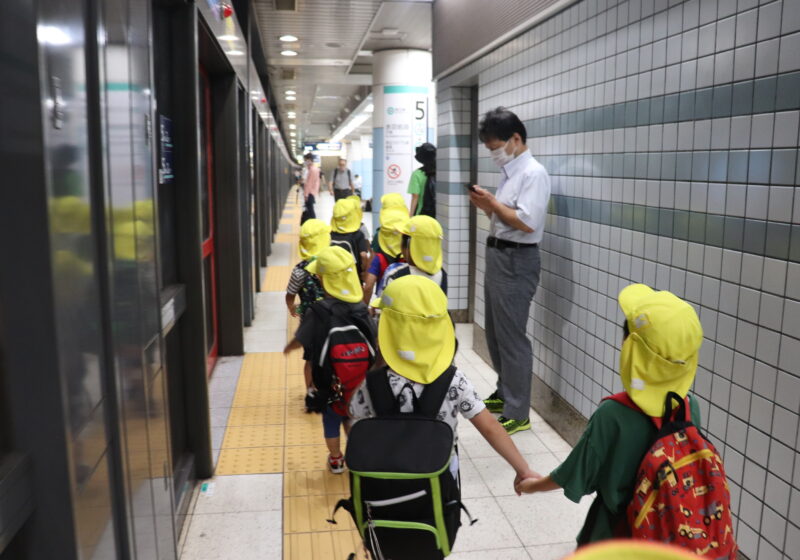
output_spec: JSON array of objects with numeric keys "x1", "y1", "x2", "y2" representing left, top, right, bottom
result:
[
  {"x1": 602, "y1": 392, "x2": 691, "y2": 430},
  {"x1": 366, "y1": 366, "x2": 396, "y2": 416},
  {"x1": 417, "y1": 366, "x2": 457, "y2": 418},
  {"x1": 603, "y1": 392, "x2": 640, "y2": 411}
]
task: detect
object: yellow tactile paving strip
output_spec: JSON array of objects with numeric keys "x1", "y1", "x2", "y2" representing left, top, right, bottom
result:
[
  {"x1": 218, "y1": 199, "x2": 369, "y2": 558},
  {"x1": 263, "y1": 265, "x2": 293, "y2": 292}
]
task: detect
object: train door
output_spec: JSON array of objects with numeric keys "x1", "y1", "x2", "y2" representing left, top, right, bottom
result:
[{"x1": 198, "y1": 66, "x2": 219, "y2": 375}]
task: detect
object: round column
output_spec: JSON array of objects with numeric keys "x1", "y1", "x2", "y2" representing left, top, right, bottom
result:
[{"x1": 372, "y1": 49, "x2": 433, "y2": 228}]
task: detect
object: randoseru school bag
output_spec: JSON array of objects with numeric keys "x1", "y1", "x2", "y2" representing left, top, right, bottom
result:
[
  {"x1": 606, "y1": 391, "x2": 737, "y2": 559},
  {"x1": 328, "y1": 366, "x2": 475, "y2": 560},
  {"x1": 309, "y1": 299, "x2": 376, "y2": 416}
]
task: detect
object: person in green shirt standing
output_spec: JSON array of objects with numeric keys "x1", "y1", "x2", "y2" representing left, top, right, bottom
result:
[
  {"x1": 516, "y1": 284, "x2": 704, "y2": 548},
  {"x1": 407, "y1": 142, "x2": 436, "y2": 217}
]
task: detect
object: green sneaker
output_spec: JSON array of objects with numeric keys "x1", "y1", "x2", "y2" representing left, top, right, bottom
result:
[
  {"x1": 483, "y1": 391, "x2": 504, "y2": 413},
  {"x1": 498, "y1": 416, "x2": 531, "y2": 435}
]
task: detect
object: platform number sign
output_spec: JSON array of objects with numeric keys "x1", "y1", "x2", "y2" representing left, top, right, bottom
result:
[{"x1": 383, "y1": 87, "x2": 429, "y2": 195}]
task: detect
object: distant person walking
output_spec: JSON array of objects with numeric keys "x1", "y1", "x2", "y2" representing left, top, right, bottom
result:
[
  {"x1": 408, "y1": 143, "x2": 437, "y2": 218},
  {"x1": 302, "y1": 153, "x2": 320, "y2": 224},
  {"x1": 330, "y1": 158, "x2": 355, "y2": 201},
  {"x1": 468, "y1": 107, "x2": 551, "y2": 435}
]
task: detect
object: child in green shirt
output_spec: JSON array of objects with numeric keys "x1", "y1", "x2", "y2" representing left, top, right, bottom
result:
[{"x1": 517, "y1": 284, "x2": 704, "y2": 546}]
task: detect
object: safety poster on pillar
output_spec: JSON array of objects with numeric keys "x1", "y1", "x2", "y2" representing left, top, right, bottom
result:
[{"x1": 383, "y1": 85, "x2": 428, "y2": 195}]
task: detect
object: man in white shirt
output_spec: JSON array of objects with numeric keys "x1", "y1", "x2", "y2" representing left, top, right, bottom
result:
[{"x1": 468, "y1": 107, "x2": 551, "y2": 435}]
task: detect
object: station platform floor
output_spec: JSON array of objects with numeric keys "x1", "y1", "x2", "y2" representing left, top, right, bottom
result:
[{"x1": 179, "y1": 190, "x2": 591, "y2": 560}]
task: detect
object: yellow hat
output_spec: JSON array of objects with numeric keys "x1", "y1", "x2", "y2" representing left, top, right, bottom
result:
[
  {"x1": 347, "y1": 195, "x2": 364, "y2": 222},
  {"x1": 299, "y1": 219, "x2": 331, "y2": 259},
  {"x1": 565, "y1": 540, "x2": 703, "y2": 559},
  {"x1": 398, "y1": 216, "x2": 443, "y2": 275},
  {"x1": 381, "y1": 193, "x2": 406, "y2": 211},
  {"x1": 370, "y1": 275, "x2": 454, "y2": 384},
  {"x1": 332, "y1": 198, "x2": 360, "y2": 233},
  {"x1": 305, "y1": 246, "x2": 363, "y2": 303},
  {"x1": 618, "y1": 284, "x2": 703, "y2": 417},
  {"x1": 377, "y1": 208, "x2": 408, "y2": 257}
]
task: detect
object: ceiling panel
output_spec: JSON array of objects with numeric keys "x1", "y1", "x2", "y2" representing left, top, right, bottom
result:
[{"x1": 254, "y1": 0, "x2": 433, "y2": 151}]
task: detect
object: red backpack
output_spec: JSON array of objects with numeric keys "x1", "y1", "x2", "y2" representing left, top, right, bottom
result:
[
  {"x1": 606, "y1": 391, "x2": 737, "y2": 559},
  {"x1": 310, "y1": 299, "x2": 376, "y2": 416}
]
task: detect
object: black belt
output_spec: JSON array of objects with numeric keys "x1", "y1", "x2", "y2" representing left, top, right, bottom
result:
[{"x1": 486, "y1": 236, "x2": 538, "y2": 250}]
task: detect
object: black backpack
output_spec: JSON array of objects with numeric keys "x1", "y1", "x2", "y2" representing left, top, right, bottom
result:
[
  {"x1": 295, "y1": 259, "x2": 324, "y2": 317},
  {"x1": 419, "y1": 173, "x2": 436, "y2": 218},
  {"x1": 308, "y1": 299, "x2": 376, "y2": 415},
  {"x1": 330, "y1": 230, "x2": 367, "y2": 276},
  {"x1": 329, "y1": 366, "x2": 475, "y2": 559}
]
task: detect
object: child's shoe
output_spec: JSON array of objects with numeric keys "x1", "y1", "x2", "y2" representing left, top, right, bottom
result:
[{"x1": 328, "y1": 454, "x2": 345, "y2": 474}]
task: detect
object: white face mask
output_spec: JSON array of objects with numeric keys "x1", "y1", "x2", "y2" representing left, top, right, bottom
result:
[{"x1": 490, "y1": 140, "x2": 515, "y2": 168}]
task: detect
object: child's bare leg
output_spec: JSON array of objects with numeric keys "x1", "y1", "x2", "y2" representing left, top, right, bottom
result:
[{"x1": 325, "y1": 437, "x2": 342, "y2": 457}]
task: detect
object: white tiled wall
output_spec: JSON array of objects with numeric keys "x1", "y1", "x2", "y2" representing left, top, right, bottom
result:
[{"x1": 436, "y1": 0, "x2": 800, "y2": 558}]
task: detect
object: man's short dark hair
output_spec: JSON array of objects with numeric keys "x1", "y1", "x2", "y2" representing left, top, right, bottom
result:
[
  {"x1": 478, "y1": 107, "x2": 527, "y2": 144},
  {"x1": 303, "y1": 153, "x2": 313, "y2": 160}
]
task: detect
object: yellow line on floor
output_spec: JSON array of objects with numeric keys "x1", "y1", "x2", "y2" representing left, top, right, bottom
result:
[
  {"x1": 218, "y1": 227, "x2": 367, "y2": 556},
  {"x1": 262, "y1": 265, "x2": 293, "y2": 292}
]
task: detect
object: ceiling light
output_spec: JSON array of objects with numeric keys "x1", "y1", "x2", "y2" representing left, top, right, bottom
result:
[
  {"x1": 286, "y1": 95, "x2": 296, "y2": 101},
  {"x1": 38, "y1": 25, "x2": 71, "y2": 46},
  {"x1": 289, "y1": 124, "x2": 296, "y2": 129},
  {"x1": 227, "y1": 50, "x2": 245, "y2": 56},
  {"x1": 218, "y1": 35, "x2": 239, "y2": 41},
  {"x1": 290, "y1": 132, "x2": 296, "y2": 137},
  {"x1": 365, "y1": 104, "x2": 374, "y2": 113},
  {"x1": 279, "y1": 35, "x2": 298, "y2": 42},
  {"x1": 285, "y1": 90, "x2": 296, "y2": 95},
  {"x1": 281, "y1": 50, "x2": 298, "y2": 57}
]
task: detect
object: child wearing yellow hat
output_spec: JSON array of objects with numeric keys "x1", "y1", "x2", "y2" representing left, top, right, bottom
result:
[
  {"x1": 285, "y1": 219, "x2": 330, "y2": 401},
  {"x1": 330, "y1": 197, "x2": 371, "y2": 279},
  {"x1": 284, "y1": 246, "x2": 377, "y2": 474},
  {"x1": 349, "y1": 275, "x2": 538, "y2": 487},
  {"x1": 516, "y1": 284, "x2": 704, "y2": 547},
  {"x1": 379, "y1": 215, "x2": 447, "y2": 295},
  {"x1": 362, "y1": 202, "x2": 409, "y2": 304}
]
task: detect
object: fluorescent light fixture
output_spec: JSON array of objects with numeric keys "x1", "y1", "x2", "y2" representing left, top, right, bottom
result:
[
  {"x1": 289, "y1": 124, "x2": 296, "y2": 129},
  {"x1": 218, "y1": 34, "x2": 239, "y2": 41},
  {"x1": 365, "y1": 104, "x2": 374, "y2": 113},
  {"x1": 38, "y1": 25, "x2": 71, "y2": 46},
  {"x1": 281, "y1": 50, "x2": 298, "y2": 56},
  {"x1": 285, "y1": 90, "x2": 296, "y2": 95},
  {"x1": 286, "y1": 95, "x2": 296, "y2": 101},
  {"x1": 279, "y1": 35, "x2": 298, "y2": 42},
  {"x1": 227, "y1": 50, "x2": 245, "y2": 56}
]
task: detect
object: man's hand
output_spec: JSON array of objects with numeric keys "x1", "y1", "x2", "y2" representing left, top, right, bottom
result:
[
  {"x1": 288, "y1": 306, "x2": 299, "y2": 318},
  {"x1": 468, "y1": 185, "x2": 496, "y2": 213}
]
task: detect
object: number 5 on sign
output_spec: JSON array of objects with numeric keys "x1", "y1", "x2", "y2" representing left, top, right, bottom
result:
[{"x1": 415, "y1": 100, "x2": 425, "y2": 120}]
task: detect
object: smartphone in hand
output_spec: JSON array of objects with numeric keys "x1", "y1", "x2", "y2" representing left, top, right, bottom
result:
[{"x1": 464, "y1": 183, "x2": 477, "y2": 193}]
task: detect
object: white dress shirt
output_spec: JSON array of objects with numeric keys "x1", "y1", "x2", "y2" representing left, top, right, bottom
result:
[{"x1": 490, "y1": 150, "x2": 551, "y2": 244}]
